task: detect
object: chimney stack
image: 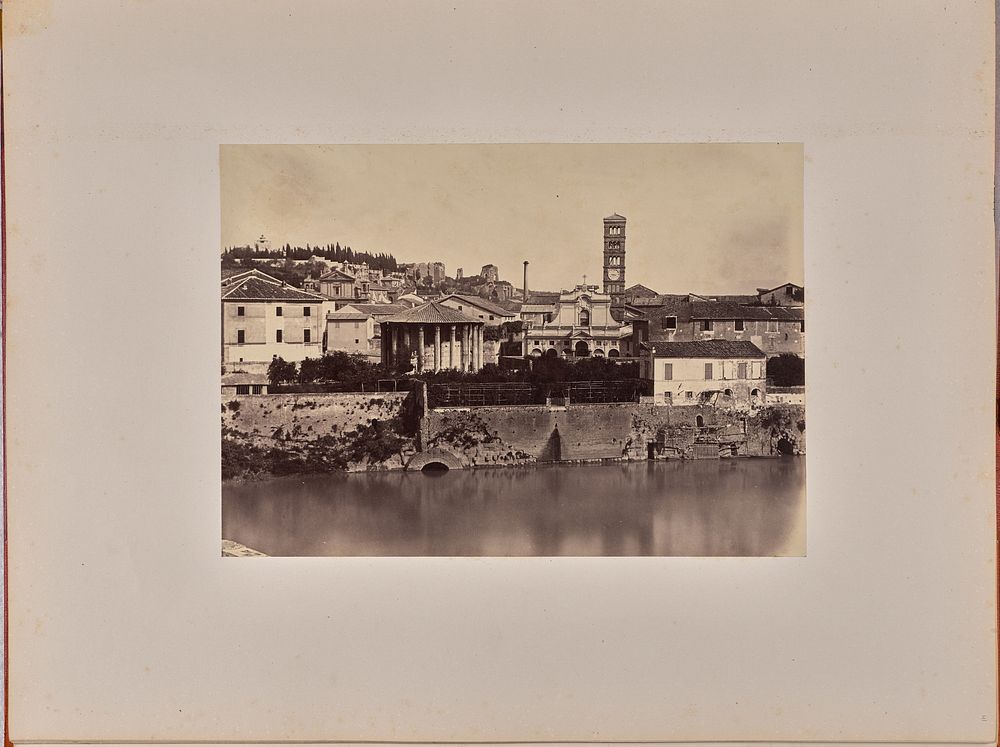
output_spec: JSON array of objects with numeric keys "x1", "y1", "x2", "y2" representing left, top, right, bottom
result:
[{"x1": 522, "y1": 261, "x2": 529, "y2": 302}]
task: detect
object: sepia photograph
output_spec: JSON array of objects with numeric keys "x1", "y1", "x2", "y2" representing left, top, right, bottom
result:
[
  {"x1": 220, "y1": 144, "x2": 806, "y2": 557},
  {"x1": 7, "y1": 0, "x2": 996, "y2": 740}
]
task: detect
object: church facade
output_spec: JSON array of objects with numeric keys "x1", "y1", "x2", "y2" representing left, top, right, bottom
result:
[{"x1": 523, "y1": 283, "x2": 631, "y2": 358}]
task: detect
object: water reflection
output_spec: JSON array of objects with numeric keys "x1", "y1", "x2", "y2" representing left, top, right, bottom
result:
[{"x1": 222, "y1": 459, "x2": 805, "y2": 557}]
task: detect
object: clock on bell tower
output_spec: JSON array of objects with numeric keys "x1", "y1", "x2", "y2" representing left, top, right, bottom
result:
[{"x1": 603, "y1": 213, "x2": 627, "y2": 308}]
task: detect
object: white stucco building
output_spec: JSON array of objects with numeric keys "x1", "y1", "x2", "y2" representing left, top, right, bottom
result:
[
  {"x1": 641, "y1": 340, "x2": 766, "y2": 406},
  {"x1": 221, "y1": 270, "x2": 325, "y2": 370}
]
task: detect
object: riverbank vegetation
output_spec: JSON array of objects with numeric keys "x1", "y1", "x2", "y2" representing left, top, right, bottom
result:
[{"x1": 222, "y1": 417, "x2": 411, "y2": 481}]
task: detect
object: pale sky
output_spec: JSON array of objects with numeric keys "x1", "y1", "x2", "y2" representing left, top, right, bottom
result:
[{"x1": 220, "y1": 144, "x2": 803, "y2": 295}]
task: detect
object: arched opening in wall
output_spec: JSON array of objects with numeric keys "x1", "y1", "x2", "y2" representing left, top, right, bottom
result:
[
  {"x1": 574, "y1": 341, "x2": 590, "y2": 357},
  {"x1": 696, "y1": 415, "x2": 705, "y2": 428},
  {"x1": 608, "y1": 349, "x2": 620, "y2": 358},
  {"x1": 593, "y1": 349, "x2": 605, "y2": 357},
  {"x1": 750, "y1": 388, "x2": 763, "y2": 406},
  {"x1": 579, "y1": 309, "x2": 591, "y2": 326},
  {"x1": 544, "y1": 348, "x2": 558, "y2": 358},
  {"x1": 420, "y1": 461, "x2": 450, "y2": 474},
  {"x1": 530, "y1": 348, "x2": 543, "y2": 357},
  {"x1": 724, "y1": 388, "x2": 733, "y2": 397}
]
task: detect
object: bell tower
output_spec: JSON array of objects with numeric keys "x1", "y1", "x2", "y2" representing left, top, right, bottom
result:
[{"x1": 603, "y1": 213, "x2": 626, "y2": 309}]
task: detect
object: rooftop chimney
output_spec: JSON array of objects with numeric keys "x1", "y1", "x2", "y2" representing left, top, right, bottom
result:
[{"x1": 523, "y1": 260, "x2": 529, "y2": 303}]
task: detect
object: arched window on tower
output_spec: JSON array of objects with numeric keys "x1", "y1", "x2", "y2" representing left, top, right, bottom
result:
[{"x1": 579, "y1": 309, "x2": 591, "y2": 326}]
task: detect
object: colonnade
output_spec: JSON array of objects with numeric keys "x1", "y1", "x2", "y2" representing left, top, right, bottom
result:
[{"x1": 381, "y1": 321, "x2": 485, "y2": 372}]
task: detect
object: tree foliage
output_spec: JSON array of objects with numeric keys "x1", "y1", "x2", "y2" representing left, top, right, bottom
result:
[
  {"x1": 222, "y1": 242, "x2": 398, "y2": 272},
  {"x1": 267, "y1": 357, "x2": 299, "y2": 385},
  {"x1": 766, "y1": 354, "x2": 805, "y2": 387},
  {"x1": 268, "y1": 348, "x2": 640, "y2": 390}
]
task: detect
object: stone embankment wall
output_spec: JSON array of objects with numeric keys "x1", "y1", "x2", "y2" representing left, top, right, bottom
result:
[
  {"x1": 422, "y1": 403, "x2": 805, "y2": 468},
  {"x1": 222, "y1": 392, "x2": 416, "y2": 472},
  {"x1": 223, "y1": 392, "x2": 409, "y2": 446}
]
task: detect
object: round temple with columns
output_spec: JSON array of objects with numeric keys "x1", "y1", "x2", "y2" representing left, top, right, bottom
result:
[{"x1": 380, "y1": 301, "x2": 486, "y2": 373}]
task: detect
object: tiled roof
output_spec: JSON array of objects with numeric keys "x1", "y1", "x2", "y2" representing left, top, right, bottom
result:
[
  {"x1": 222, "y1": 276, "x2": 326, "y2": 302},
  {"x1": 759, "y1": 281, "x2": 804, "y2": 295},
  {"x1": 524, "y1": 291, "x2": 560, "y2": 305},
  {"x1": 649, "y1": 340, "x2": 766, "y2": 359},
  {"x1": 690, "y1": 302, "x2": 804, "y2": 321},
  {"x1": 382, "y1": 301, "x2": 484, "y2": 325},
  {"x1": 326, "y1": 312, "x2": 371, "y2": 321},
  {"x1": 439, "y1": 293, "x2": 517, "y2": 317},
  {"x1": 342, "y1": 303, "x2": 410, "y2": 316},
  {"x1": 221, "y1": 268, "x2": 280, "y2": 286},
  {"x1": 520, "y1": 304, "x2": 557, "y2": 313},
  {"x1": 222, "y1": 372, "x2": 268, "y2": 385},
  {"x1": 713, "y1": 294, "x2": 760, "y2": 304},
  {"x1": 764, "y1": 306, "x2": 805, "y2": 320},
  {"x1": 690, "y1": 302, "x2": 774, "y2": 320},
  {"x1": 626, "y1": 293, "x2": 689, "y2": 307},
  {"x1": 221, "y1": 267, "x2": 249, "y2": 282},
  {"x1": 624, "y1": 283, "x2": 658, "y2": 297}
]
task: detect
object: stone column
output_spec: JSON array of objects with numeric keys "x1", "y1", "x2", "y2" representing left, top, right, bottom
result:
[
  {"x1": 449, "y1": 324, "x2": 456, "y2": 369},
  {"x1": 416, "y1": 325, "x2": 425, "y2": 372},
  {"x1": 461, "y1": 324, "x2": 470, "y2": 371},
  {"x1": 473, "y1": 325, "x2": 482, "y2": 370},
  {"x1": 433, "y1": 324, "x2": 441, "y2": 373},
  {"x1": 389, "y1": 324, "x2": 398, "y2": 367},
  {"x1": 471, "y1": 325, "x2": 478, "y2": 370}
]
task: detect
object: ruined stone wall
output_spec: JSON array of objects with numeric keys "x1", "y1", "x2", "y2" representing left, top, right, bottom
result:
[
  {"x1": 222, "y1": 392, "x2": 409, "y2": 447},
  {"x1": 222, "y1": 392, "x2": 417, "y2": 473},
  {"x1": 423, "y1": 403, "x2": 805, "y2": 467}
]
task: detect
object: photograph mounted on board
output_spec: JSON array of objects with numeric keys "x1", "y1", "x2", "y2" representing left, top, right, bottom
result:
[{"x1": 220, "y1": 144, "x2": 805, "y2": 557}]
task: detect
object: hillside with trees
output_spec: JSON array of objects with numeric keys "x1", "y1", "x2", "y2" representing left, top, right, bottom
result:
[{"x1": 222, "y1": 242, "x2": 400, "y2": 288}]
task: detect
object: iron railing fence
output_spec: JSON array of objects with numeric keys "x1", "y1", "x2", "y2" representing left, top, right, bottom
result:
[
  {"x1": 427, "y1": 379, "x2": 642, "y2": 408},
  {"x1": 270, "y1": 379, "x2": 417, "y2": 394}
]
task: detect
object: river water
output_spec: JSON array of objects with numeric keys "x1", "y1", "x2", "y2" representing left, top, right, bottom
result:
[{"x1": 222, "y1": 458, "x2": 805, "y2": 556}]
